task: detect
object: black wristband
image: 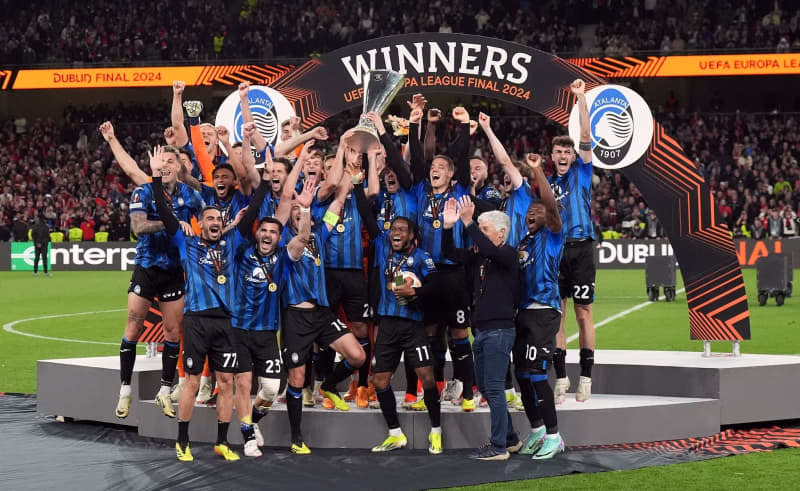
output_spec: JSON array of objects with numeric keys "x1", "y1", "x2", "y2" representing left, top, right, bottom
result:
[{"x1": 579, "y1": 141, "x2": 591, "y2": 151}]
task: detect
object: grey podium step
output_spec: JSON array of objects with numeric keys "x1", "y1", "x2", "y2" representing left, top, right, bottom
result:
[
  {"x1": 37, "y1": 355, "x2": 162, "y2": 426},
  {"x1": 564, "y1": 350, "x2": 800, "y2": 424},
  {"x1": 137, "y1": 392, "x2": 720, "y2": 448}
]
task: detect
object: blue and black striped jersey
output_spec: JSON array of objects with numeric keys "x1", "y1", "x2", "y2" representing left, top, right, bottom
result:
[
  {"x1": 374, "y1": 236, "x2": 436, "y2": 322},
  {"x1": 502, "y1": 181, "x2": 535, "y2": 248},
  {"x1": 548, "y1": 156, "x2": 594, "y2": 240},
  {"x1": 324, "y1": 192, "x2": 363, "y2": 269},
  {"x1": 376, "y1": 187, "x2": 418, "y2": 235},
  {"x1": 518, "y1": 228, "x2": 564, "y2": 311},
  {"x1": 200, "y1": 186, "x2": 251, "y2": 226},
  {"x1": 129, "y1": 182, "x2": 204, "y2": 270},
  {"x1": 172, "y1": 229, "x2": 246, "y2": 314},
  {"x1": 414, "y1": 181, "x2": 469, "y2": 265},
  {"x1": 282, "y1": 223, "x2": 331, "y2": 306},
  {"x1": 232, "y1": 245, "x2": 291, "y2": 331},
  {"x1": 257, "y1": 191, "x2": 281, "y2": 220},
  {"x1": 476, "y1": 183, "x2": 503, "y2": 208}
]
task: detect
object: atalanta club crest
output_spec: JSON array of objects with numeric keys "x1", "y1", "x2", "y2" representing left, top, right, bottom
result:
[
  {"x1": 569, "y1": 85, "x2": 653, "y2": 171},
  {"x1": 215, "y1": 85, "x2": 296, "y2": 154}
]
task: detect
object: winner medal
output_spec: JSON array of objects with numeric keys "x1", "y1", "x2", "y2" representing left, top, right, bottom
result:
[
  {"x1": 432, "y1": 219, "x2": 441, "y2": 229},
  {"x1": 383, "y1": 221, "x2": 391, "y2": 230},
  {"x1": 217, "y1": 274, "x2": 227, "y2": 285},
  {"x1": 268, "y1": 282, "x2": 278, "y2": 292},
  {"x1": 336, "y1": 223, "x2": 346, "y2": 233}
]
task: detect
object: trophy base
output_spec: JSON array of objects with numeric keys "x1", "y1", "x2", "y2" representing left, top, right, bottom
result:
[{"x1": 345, "y1": 127, "x2": 380, "y2": 153}]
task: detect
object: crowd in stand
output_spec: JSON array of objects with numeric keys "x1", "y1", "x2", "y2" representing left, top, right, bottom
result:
[
  {"x1": 2, "y1": 0, "x2": 799, "y2": 66},
  {"x1": 0, "y1": 0, "x2": 233, "y2": 65},
  {"x1": 592, "y1": 0, "x2": 800, "y2": 56},
  {"x1": 1, "y1": 98, "x2": 799, "y2": 242}
]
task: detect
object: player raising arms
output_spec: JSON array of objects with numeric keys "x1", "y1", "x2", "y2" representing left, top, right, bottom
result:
[
  {"x1": 281, "y1": 168, "x2": 367, "y2": 455},
  {"x1": 548, "y1": 79, "x2": 596, "y2": 403},
  {"x1": 228, "y1": 164, "x2": 316, "y2": 457},
  {"x1": 515, "y1": 154, "x2": 566, "y2": 459},
  {"x1": 104, "y1": 133, "x2": 204, "y2": 420},
  {"x1": 407, "y1": 105, "x2": 477, "y2": 412},
  {"x1": 364, "y1": 108, "x2": 420, "y2": 405},
  {"x1": 149, "y1": 144, "x2": 262, "y2": 462}
]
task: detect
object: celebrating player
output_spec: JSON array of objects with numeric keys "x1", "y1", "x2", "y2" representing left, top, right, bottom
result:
[
  {"x1": 548, "y1": 79, "x2": 596, "y2": 403},
  {"x1": 230, "y1": 173, "x2": 317, "y2": 457},
  {"x1": 281, "y1": 170, "x2": 367, "y2": 454},
  {"x1": 352, "y1": 170, "x2": 443, "y2": 454},
  {"x1": 110, "y1": 140, "x2": 204, "y2": 420},
  {"x1": 407, "y1": 105, "x2": 476, "y2": 412},
  {"x1": 150, "y1": 145, "x2": 260, "y2": 462},
  {"x1": 516, "y1": 153, "x2": 566, "y2": 459}
]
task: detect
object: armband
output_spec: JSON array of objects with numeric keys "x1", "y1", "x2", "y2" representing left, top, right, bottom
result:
[
  {"x1": 579, "y1": 141, "x2": 592, "y2": 151},
  {"x1": 323, "y1": 211, "x2": 340, "y2": 226}
]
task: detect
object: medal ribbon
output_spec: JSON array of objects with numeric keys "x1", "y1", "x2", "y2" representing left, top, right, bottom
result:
[
  {"x1": 203, "y1": 240, "x2": 224, "y2": 277},
  {"x1": 427, "y1": 186, "x2": 449, "y2": 223},
  {"x1": 385, "y1": 247, "x2": 414, "y2": 283},
  {"x1": 305, "y1": 234, "x2": 320, "y2": 262},
  {"x1": 256, "y1": 252, "x2": 275, "y2": 285},
  {"x1": 383, "y1": 191, "x2": 394, "y2": 225}
]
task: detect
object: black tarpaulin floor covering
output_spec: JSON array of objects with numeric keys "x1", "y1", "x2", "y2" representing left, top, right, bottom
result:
[{"x1": 2, "y1": 395, "x2": 798, "y2": 491}]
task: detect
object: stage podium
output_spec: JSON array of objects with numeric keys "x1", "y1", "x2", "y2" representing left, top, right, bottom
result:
[{"x1": 37, "y1": 350, "x2": 800, "y2": 448}]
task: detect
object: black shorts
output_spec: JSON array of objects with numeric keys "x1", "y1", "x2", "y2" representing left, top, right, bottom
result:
[
  {"x1": 233, "y1": 329, "x2": 282, "y2": 378},
  {"x1": 558, "y1": 240, "x2": 596, "y2": 305},
  {"x1": 128, "y1": 265, "x2": 185, "y2": 302},
  {"x1": 422, "y1": 266, "x2": 470, "y2": 330},
  {"x1": 325, "y1": 268, "x2": 371, "y2": 322},
  {"x1": 367, "y1": 264, "x2": 382, "y2": 320},
  {"x1": 282, "y1": 306, "x2": 349, "y2": 369},
  {"x1": 513, "y1": 308, "x2": 561, "y2": 373},
  {"x1": 373, "y1": 316, "x2": 432, "y2": 374},
  {"x1": 182, "y1": 314, "x2": 238, "y2": 375}
]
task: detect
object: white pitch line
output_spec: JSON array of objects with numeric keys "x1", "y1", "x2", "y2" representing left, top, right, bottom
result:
[
  {"x1": 2, "y1": 309, "x2": 127, "y2": 346},
  {"x1": 566, "y1": 288, "x2": 686, "y2": 344}
]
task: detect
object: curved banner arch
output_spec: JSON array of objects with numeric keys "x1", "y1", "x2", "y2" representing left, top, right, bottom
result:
[{"x1": 264, "y1": 33, "x2": 750, "y2": 341}]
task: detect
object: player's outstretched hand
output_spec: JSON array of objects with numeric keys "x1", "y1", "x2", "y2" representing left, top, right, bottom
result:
[
  {"x1": 148, "y1": 145, "x2": 165, "y2": 175},
  {"x1": 457, "y1": 195, "x2": 474, "y2": 224},
  {"x1": 442, "y1": 197, "x2": 459, "y2": 230}
]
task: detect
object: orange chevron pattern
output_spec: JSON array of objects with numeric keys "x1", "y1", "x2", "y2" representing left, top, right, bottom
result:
[
  {"x1": 0, "y1": 70, "x2": 12, "y2": 90},
  {"x1": 570, "y1": 425, "x2": 800, "y2": 454},
  {"x1": 567, "y1": 56, "x2": 668, "y2": 79},
  {"x1": 272, "y1": 60, "x2": 333, "y2": 128},
  {"x1": 192, "y1": 64, "x2": 294, "y2": 86},
  {"x1": 640, "y1": 123, "x2": 749, "y2": 339},
  {"x1": 540, "y1": 59, "x2": 603, "y2": 124},
  {"x1": 138, "y1": 304, "x2": 165, "y2": 343}
]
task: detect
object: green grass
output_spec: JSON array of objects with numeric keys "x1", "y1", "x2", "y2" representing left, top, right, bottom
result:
[
  {"x1": 0, "y1": 271, "x2": 141, "y2": 393},
  {"x1": 1, "y1": 269, "x2": 798, "y2": 393},
  {"x1": 445, "y1": 447, "x2": 800, "y2": 490}
]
